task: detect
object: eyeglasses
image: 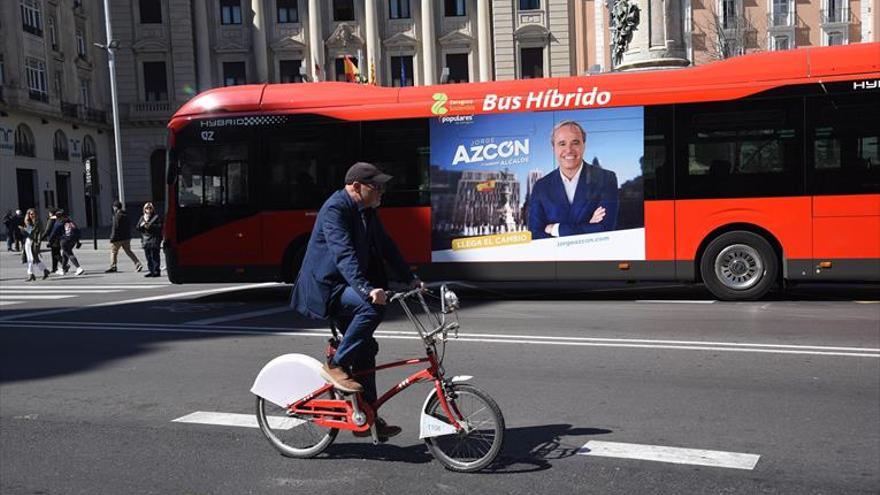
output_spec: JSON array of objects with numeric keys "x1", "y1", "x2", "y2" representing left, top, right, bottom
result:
[{"x1": 362, "y1": 183, "x2": 386, "y2": 193}]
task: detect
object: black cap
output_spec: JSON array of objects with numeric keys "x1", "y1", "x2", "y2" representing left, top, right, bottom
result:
[{"x1": 345, "y1": 162, "x2": 392, "y2": 186}]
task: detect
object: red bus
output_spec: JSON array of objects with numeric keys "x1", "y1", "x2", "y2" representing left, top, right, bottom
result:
[{"x1": 164, "y1": 43, "x2": 880, "y2": 300}]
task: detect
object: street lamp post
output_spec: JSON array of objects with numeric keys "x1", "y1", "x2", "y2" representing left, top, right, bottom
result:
[{"x1": 95, "y1": 0, "x2": 125, "y2": 207}]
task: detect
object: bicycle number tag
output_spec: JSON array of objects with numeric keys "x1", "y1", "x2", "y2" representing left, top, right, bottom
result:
[
  {"x1": 251, "y1": 354, "x2": 327, "y2": 408},
  {"x1": 420, "y1": 412, "x2": 459, "y2": 439}
]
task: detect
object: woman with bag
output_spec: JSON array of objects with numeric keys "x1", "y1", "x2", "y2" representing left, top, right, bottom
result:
[
  {"x1": 136, "y1": 202, "x2": 163, "y2": 277},
  {"x1": 20, "y1": 208, "x2": 50, "y2": 281}
]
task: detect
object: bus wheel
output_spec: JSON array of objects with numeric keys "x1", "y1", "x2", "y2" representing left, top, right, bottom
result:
[{"x1": 700, "y1": 231, "x2": 778, "y2": 301}]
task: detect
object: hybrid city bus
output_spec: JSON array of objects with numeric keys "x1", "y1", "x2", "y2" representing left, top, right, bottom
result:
[{"x1": 164, "y1": 43, "x2": 880, "y2": 300}]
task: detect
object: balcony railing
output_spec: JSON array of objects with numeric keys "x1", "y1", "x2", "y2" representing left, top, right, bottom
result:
[
  {"x1": 820, "y1": 7, "x2": 849, "y2": 24},
  {"x1": 767, "y1": 11, "x2": 793, "y2": 27},
  {"x1": 61, "y1": 101, "x2": 79, "y2": 118},
  {"x1": 84, "y1": 107, "x2": 107, "y2": 123},
  {"x1": 29, "y1": 90, "x2": 49, "y2": 103}
]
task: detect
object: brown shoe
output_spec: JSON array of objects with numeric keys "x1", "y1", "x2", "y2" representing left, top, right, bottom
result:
[
  {"x1": 320, "y1": 363, "x2": 363, "y2": 393},
  {"x1": 353, "y1": 417, "x2": 402, "y2": 441}
]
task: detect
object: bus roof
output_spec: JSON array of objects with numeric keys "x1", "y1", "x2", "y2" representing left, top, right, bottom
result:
[{"x1": 170, "y1": 43, "x2": 879, "y2": 127}]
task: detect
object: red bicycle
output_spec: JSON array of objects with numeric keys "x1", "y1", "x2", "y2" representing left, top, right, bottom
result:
[{"x1": 251, "y1": 285, "x2": 505, "y2": 472}]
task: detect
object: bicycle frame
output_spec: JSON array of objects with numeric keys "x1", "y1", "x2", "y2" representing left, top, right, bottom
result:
[{"x1": 287, "y1": 346, "x2": 462, "y2": 434}]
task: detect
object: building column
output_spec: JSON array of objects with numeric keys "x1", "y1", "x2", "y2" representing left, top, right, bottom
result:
[
  {"x1": 594, "y1": 0, "x2": 606, "y2": 71},
  {"x1": 421, "y1": 0, "x2": 436, "y2": 85},
  {"x1": 477, "y1": 0, "x2": 491, "y2": 81},
  {"x1": 365, "y1": 0, "x2": 380, "y2": 83},
  {"x1": 308, "y1": 0, "x2": 325, "y2": 80},
  {"x1": 193, "y1": 0, "x2": 213, "y2": 91},
  {"x1": 251, "y1": 0, "x2": 269, "y2": 82},
  {"x1": 614, "y1": 0, "x2": 688, "y2": 71}
]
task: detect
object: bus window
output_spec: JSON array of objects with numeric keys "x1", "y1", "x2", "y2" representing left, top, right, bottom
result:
[
  {"x1": 676, "y1": 98, "x2": 803, "y2": 199},
  {"x1": 807, "y1": 93, "x2": 880, "y2": 195},
  {"x1": 361, "y1": 119, "x2": 430, "y2": 207},
  {"x1": 643, "y1": 105, "x2": 674, "y2": 200},
  {"x1": 264, "y1": 115, "x2": 359, "y2": 210},
  {"x1": 179, "y1": 146, "x2": 206, "y2": 207}
]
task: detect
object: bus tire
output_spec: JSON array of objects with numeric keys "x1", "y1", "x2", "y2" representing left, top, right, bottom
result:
[{"x1": 700, "y1": 231, "x2": 778, "y2": 301}]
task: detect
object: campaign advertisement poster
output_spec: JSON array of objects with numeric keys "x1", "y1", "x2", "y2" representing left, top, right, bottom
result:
[{"x1": 430, "y1": 106, "x2": 645, "y2": 262}]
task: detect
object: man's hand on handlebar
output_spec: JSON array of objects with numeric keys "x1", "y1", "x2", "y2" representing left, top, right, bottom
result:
[
  {"x1": 411, "y1": 278, "x2": 425, "y2": 290},
  {"x1": 369, "y1": 288, "x2": 388, "y2": 305}
]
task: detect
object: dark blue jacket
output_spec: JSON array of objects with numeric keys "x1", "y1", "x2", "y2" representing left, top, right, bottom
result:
[
  {"x1": 290, "y1": 189, "x2": 413, "y2": 320},
  {"x1": 528, "y1": 162, "x2": 618, "y2": 240}
]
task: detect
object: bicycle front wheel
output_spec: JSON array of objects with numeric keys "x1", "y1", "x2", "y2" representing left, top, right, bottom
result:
[
  {"x1": 424, "y1": 383, "x2": 505, "y2": 472},
  {"x1": 255, "y1": 395, "x2": 338, "y2": 458}
]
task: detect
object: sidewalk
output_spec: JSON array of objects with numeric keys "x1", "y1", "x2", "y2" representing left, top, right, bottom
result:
[{"x1": 0, "y1": 236, "x2": 166, "y2": 284}]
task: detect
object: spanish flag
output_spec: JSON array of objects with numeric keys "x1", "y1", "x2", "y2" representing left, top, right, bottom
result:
[
  {"x1": 476, "y1": 180, "x2": 496, "y2": 192},
  {"x1": 343, "y1": 56, "x2": 359, "y2": 83}
]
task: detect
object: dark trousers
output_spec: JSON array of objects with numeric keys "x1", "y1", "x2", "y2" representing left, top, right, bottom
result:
[
  {"x1": 144, "y1": 245, "x2": 161, "y2": 275},
  {"x1": 330, "y1": 286, "x2": 385, "y2": 404},
  {"x1": 50, "y1": 245, "x2": 62, "y2": 271},
  {"x1": 61, "y1": 243, "x2": 80, "y2": 269}
]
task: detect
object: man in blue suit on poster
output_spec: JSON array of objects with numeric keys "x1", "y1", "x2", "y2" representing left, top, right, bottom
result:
[{"x1": 528, "y1": 120, "x2": 619, "y2": 239}]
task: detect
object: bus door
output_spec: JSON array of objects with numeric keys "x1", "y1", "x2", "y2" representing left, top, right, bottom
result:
[
  {"x1": 176, "y1": 138, "x2": 262, "y2": 270},
  {"x1": 807, "y1": 92, "x2": 880, "y2": 280}
]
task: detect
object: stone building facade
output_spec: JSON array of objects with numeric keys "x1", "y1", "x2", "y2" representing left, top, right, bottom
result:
[{"x1": 1, "y1": 0, "x2": 114, "y2": 227}]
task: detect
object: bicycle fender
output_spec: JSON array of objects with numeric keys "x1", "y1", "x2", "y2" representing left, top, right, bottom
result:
[
  {"x1": 418, "y1": 376, "x2": 472, "y2": 439},
  {"x1": 250, "y1": 354, "x2": 326, "y2": 408}
]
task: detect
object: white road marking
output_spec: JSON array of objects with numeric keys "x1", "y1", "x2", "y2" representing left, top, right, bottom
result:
[
  {"x1": 186, "y1": 306, "x2": 292, "y2": 325},
  {"x1": 0, "y1": 283, "x2": 280, "y2": 322},
  {"x1": 636, "y1": 300, "x2": 717, "y2": 304},
  {"x1": 0, "y1": 295, "x2": 77, "y2": 300},
  {"x1": 0, "y1": 289, "x2": 122, "y2": 294},
  {"x1": 578, "y1": 440, "x2": 760, "y2": 470},
  {"x1": 172, "y1": 411, "x2": 303, "y2": 430},
  {"x1": 0, "y1": 285, "x2": 166, "y2": 290},
  {"x1": 0, "y1": 301, "x2": 24, "y2": 306},
  {"x1": 1, "y1": 320, "x2": 877, "y2": 358}
]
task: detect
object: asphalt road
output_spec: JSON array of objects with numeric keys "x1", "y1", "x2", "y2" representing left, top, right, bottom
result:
[{"x1": 1, "y1": 245, "x2": 878, "y2": 494}]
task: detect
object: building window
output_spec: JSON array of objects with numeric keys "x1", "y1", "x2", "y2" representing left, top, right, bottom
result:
[
  {"x1": 520, "y1": 47, "x2": 543, "y2": 78},
  {"x1": 445, "y1": 0, "x2": 466, "y2": 16},
  {"x1": 20, "y1": 0, "x2": 43, "y2": 37},
  {"x1": 140, "y1": 0, "x2": 162, "y2": 23},
  {"x1": 26, "y1": 57, "x2": 48, "y2": 102},
  {"x1": 49, "y1": 17, "x2": 58, "y2": 50},
  {"x1": 277, "y1": 0, "x2": 299, "y2": 23},
  {"x1": 76, "y1": 30, "x2": 87, "y2": 59},
  {"x1": 334, "y1": 57, "x2": 358, "y2": 82},
  {"x1": 220, "y1": 0, "x2": 242, "y2": 24},
  {"x1": 389, "y1": 0, "x2": 410, "y2": 19},
  {"x1": 721, "y1": 0, "x2": 737, "y2": 30},
  {"x1": 15, "y1": 124, "x2": 36, "y2": 157},
  {"x1": 771, "y1": 35, "x2": 790, "y2": 50},
  {"x1": 519, "y1": 0, "x2": 540, "y2": 10},
  {"x1": 143, "y1": 61, "x2": 168, "y2": 101},
  {"x1": 223, "y1": 61, "x2": 247, "y2": 86},
  {"x1": 770, "y1": 0, "x2": 790, "y2": 26},
  {"x1": 333, "y1": 0, "x2": 354, "y2": 21},
  {"x1": 390, "y1": 55, "x2": 414, "y2": 87},
  {"x1": 826, "y1": 31, "x2": 844, "y2": 45},
  {"x1": 445, "y1": 53, "x2": 469, "y2": 83},
  {"x1": 823, "y1": 0, "x2": 846, "y2": 22},
  {"x1": 54, "y1": 130, "x2": 69, "y2": 161},
  {"x1": 279, "y1": 59, "x2": 303, "y2": 83},
  {"x1": 79, "y1": 79, "x2": 90, "y2": 106}
]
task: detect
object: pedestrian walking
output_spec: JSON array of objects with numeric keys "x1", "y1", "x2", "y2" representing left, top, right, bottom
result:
[
  {"x1": 106, "y1": 200, "x2": 143, "y2": 273},
  {"x1": 42, "y1": 209, "x2": 66, "y2": 273},
  {"x1": 47, "y1": 210, "x2": 85, "y2": 276},
  {"x1": 19, "y1": 208, "x2": 50, "y2": 281},
  {"x1": 3, "y1": 209, "x2": 23, "y2": 252},
  {"x1": 136, "y1": 202, "x2": 162, "y2": 277}
]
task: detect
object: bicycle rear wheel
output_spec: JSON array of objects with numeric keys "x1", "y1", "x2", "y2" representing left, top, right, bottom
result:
[
  {"x1": 424, "y1": 383, "x2": 505, "y2": 472},
  {"x1": 255, "y1": 394, "x2": 338, "y2": 458}
]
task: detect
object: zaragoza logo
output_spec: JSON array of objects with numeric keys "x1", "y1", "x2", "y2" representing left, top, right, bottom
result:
[{"x1": 431, "y1": 93, "x2": 449, "y2": 115}]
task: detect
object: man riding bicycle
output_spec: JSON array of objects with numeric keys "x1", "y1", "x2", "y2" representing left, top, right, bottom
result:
[{"x1": 290, "y1": 162, "x2": 423, "y2": 440}]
